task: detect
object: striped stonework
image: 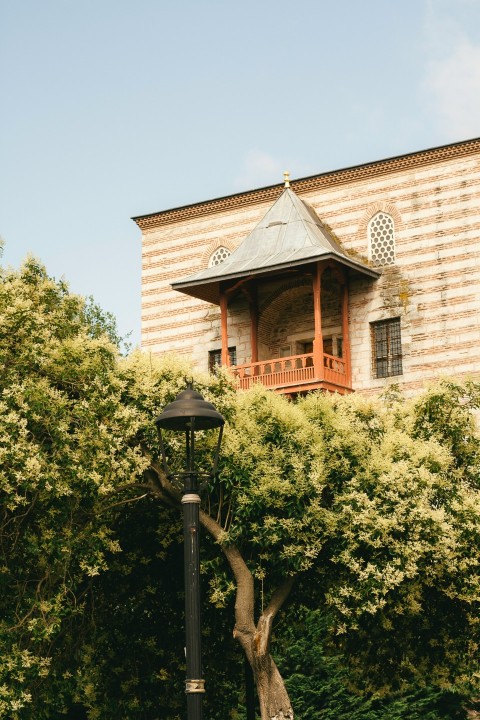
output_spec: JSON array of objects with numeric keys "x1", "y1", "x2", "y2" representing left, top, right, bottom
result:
[{"x1": 134, "y1": 137, "x2": 480, "y2": 395}]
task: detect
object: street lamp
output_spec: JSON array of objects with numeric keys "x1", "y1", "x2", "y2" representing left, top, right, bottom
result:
[{"x1": 155, "y1": 385, "x2": 225, "y2": 720}]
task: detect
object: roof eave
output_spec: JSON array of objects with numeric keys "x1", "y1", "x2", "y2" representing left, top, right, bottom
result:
[{"x1": 171, "y1": 254, "x2": 380, "y2": 305}]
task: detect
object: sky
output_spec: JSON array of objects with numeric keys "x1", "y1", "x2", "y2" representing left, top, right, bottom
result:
[{"x1": 1, "y1": 0, "x2": 480, "y2": 348}]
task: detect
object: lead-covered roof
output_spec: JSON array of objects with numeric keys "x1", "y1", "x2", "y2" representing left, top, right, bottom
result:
[{"x1": 172, "y1": 187, "x2": 379, "y2": 304}]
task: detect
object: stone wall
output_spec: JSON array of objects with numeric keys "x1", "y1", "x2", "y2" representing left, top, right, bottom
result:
[{"x1": 136, "y1": 139, "x2": 480, "y2": 394}]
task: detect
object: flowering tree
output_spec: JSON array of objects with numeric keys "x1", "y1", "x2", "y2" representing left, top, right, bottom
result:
[
  {"x1": 0, "y1": 259, "x2": 236, "y2": 718},
  {"x1": 1, "y1": 258, "x2": 479, "y2": 719},
  {"x1": 148, "y1": 382, "x2": 480, "y2": 719},
  {"x1": 0, "y1": 259, "x2": 149, "y2": 716}
]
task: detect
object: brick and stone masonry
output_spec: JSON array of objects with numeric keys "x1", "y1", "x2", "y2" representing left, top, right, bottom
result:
[{"x1": 133, "y1": 138, "x2": 480, "y2": 395}]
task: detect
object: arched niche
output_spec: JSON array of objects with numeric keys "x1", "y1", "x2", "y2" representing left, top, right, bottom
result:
[
  {"x1": 258, "y1": 280, "x2": 313, "y2": 361},
  {"x1": 257, "y1": 267, "x2": 345, "y2": 361}
]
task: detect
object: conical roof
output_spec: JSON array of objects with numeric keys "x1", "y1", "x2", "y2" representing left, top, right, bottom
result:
[{"x1": 172, "y1": 187, "x2": 378, "y2": 304}]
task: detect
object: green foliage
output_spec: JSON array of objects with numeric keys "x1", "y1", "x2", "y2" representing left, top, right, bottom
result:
[
  {"x1": 202, "y1": 382, "x2": 480, "y2": 699},
  {"x1": 299, "y1": 388, "x2": 480, "y2": 695},
  {"x1": 203, "y1": 386, "x2": 327, "y2": 606},
  {"x1": 409, "y1": 380, "x2": 480, "y2": 484},
  {"x1": 274, "y1": 606, "x2": 469, "y2": 719},
  {"x1": 0, "y1": 259, "x2": 240, "y2": 717},
  {"x1": 0, "y1": 260, "x2": 146, "y2": 716},
  {"x1": 1, "y1": 259, "x2": 479, "y2": 717}
]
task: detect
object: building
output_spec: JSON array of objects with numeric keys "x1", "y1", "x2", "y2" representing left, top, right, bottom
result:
[{"x1": 133, "y1": 137, "x2": 480, "y2": 395}]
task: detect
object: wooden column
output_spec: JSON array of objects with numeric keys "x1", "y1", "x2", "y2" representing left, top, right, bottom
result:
[
  {"x1": 219, "y1": 291, "x2": 230, "y2": 366},
  {"x1": 249, "y1": 283, "x2": 258, "y2": 365},
  {"x1": 342, "y1": 271, "x2": 352, "y2": 387},
  {"x1": 313, "y1": 262, "x2": 324, "y2": 380}
]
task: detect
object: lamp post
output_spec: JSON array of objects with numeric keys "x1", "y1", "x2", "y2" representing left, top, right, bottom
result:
[{"x1": 155, "y1": 385, "x2": 225, "y2": 720}]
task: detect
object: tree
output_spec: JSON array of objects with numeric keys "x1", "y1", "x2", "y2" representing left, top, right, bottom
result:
[
  {"x1": 147, "y1": 383, "x2": 480, "y2": 719},
  {"x1": 299, "y1": 386, "x2": 480, "y2": 697},
  {"x1": 0, "y1": 258, "x2": 151, "y2": 717},
  {"x1": 1, "y1": 258, "x2": 479, "y2": 719},
  {"x1": 0, "y1": 258, "x2": 240, "y2": 718}
]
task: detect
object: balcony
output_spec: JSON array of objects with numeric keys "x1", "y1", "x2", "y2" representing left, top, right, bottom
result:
[{"x1": 231, "y1": 352, "x2": 352, "y2": 395}]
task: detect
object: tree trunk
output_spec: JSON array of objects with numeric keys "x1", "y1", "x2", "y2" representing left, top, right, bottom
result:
[
  {"x1": 252, "y1": 646, "x2": 294, "y2": 720},
  {"x1": 197, "y1": 508, "x2": 295, "y2": 719},
  {"x1": 234, "y1": 623, "x2": 293, "y2": 719},
  {"x1": 233, "y1": 588, "x2": 295, "y2": 720}
]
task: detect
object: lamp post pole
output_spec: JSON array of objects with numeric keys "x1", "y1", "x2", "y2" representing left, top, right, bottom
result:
[
  {"x1": 155, "y1": 387, "x2": 224, "y2": 720},
  {"x1": 182, "y1": 420, "x2": 204, "y2": 719}
]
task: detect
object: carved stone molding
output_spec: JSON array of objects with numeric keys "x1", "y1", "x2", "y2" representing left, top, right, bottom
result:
[
  {"x1": 200, "y1": 238, "x2": 237, "y2": 269},
  {"x1": 358, "y1": 201, "x2": 403, "y2": 237}
]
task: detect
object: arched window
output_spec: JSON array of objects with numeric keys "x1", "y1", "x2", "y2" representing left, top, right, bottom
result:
[
  {"x1": 368, "y1": 212, "x2": 395, "y2": 266},
  {"x1": 209, "y1": 246, "x2": 231, "y2": 267}
]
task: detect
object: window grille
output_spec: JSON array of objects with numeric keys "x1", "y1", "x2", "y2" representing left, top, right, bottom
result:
[
  {"x1": 208, "y1": 347, "x2": 236, "y2": 371},
  {"x1": 371, "y1": 318, "x2": 402, "y2": 378},
  {"x1": 209, "y1": 246, "x2": 231, "y2": 267},
  {"x1": 368, "y1": 212, "x2": 395, "y2": 266}
]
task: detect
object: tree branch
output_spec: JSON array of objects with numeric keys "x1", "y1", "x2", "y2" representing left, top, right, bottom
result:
[
  {"x1": 255, "y1": 576, "x2": 295, "y2": 658},
  {"x1": 99, "y1": 493, "x2": 150, "y2": 513},
  {"x1": 146, "y1": 459, "x2": 182, "y2": 506},
  {"x1": 262, "y1": 576, "x2": 295, "y2": 622},
  {"x1": 102, "y1": 481, "x2": 151, "y2": 497},
  {"x1": 199, "y1": 509, "x2": 256, "y2": 647}
]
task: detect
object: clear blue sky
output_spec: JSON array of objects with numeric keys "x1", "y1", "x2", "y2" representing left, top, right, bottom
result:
[{"x1": 1, "y1": 0, "x2": 479, "y2": 347}]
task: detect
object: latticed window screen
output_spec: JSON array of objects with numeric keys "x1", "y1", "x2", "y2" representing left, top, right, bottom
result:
[
  {"x1": 368, "y1": 212, "x2": 395, "y2": 266},
  {"x1": 371, "y1": 318, "x2": 403, "y2": 378},
  {"x1": 209, "y1": 246, "x2": 231, "y2": 267},
  {"x1": 208, "y1": 347, "x2": 237, "y2": 371}
]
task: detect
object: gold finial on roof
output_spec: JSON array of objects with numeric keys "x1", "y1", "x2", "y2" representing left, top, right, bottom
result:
[{"x1": 284, "y1": 171, "x2": 290, "y2": 188}]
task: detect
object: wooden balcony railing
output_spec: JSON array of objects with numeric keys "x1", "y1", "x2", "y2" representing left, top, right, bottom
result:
[
  {"x1": 323, "y1": 353, "x2": 349, "y2": 389},
  {"x1": 232, "y1": 352, "x2": 349, "y2": 392}
]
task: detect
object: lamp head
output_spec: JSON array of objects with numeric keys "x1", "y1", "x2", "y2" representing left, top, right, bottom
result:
[{"x1": 155, "y1": 387, "x2": 225, "y2": 432}]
